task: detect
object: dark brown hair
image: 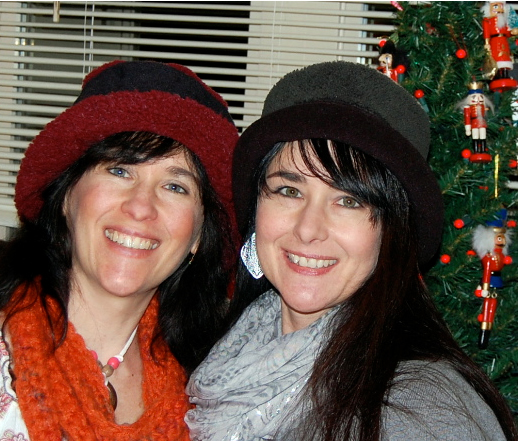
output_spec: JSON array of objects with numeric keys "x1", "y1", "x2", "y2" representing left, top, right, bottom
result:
[
  {"x1": 230, "y1": 138, "x2": 517, "y2": 440},
  {"x1": 1, "y1": 131, "x2": 231, "y2": 374}
]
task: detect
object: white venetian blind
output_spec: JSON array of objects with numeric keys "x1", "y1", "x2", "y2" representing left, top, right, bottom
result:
[{"x1": 0, "y1": 1, "x2": 396, "y2": 231}]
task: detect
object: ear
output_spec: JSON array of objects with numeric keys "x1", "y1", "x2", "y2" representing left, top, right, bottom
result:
[
  {"x1": 190, "y1": 233, "x2": 201, "y2": 255},
  {"x1": 62, "y1": 188, "x2": 71, "y2": 219}
]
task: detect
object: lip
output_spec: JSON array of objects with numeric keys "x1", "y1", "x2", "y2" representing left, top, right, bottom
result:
[
  {"x1": 105, "y1": 228, "x2": 159, "y2": 251},
  {"x1": 284, "y1": 250, "x2": 337, "y2": 275}
]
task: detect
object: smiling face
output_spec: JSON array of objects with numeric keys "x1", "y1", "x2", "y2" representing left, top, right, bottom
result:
[
  {"x1": 65, "y1": 149, "x2": 204, "y2": 303},
  {"x1": 255, "y1": 141, "x2": 382, "y2": 333}
]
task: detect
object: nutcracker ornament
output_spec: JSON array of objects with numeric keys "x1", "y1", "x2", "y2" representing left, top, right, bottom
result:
[
  {"x1": 377, "y1": 40, "x2": 409, "y2": 84},
  {"x1": 458, "y1": 82, "x2": 494, "y2": 163},
  {"x1": 472, "y1": 210, "x2": 513, "y2": 348},
  {"x1": 482, "y1": 1, "x2": 518, "y2": 92}
]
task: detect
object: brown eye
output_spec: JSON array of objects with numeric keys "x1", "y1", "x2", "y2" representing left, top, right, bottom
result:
[
  {"x1": 339, "y1": 196, "x2": 360, "y2": 208},
  {"x1": 280, "y1": 187, "x2": 300, "y2": 198}
]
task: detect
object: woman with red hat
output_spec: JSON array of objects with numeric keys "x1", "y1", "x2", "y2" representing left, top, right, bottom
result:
[
  {"x1": 0, "y1": 60, "x2": 238, "y2": 440},
  {"x1": 186, "y1": 61, "x2": 517, "y2": 440}
]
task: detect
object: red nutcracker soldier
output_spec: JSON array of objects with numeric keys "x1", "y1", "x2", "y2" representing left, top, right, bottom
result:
[
  {"x1": 377, "y1": 40, "x2": 408, "y2": 84},
  {"x1": 482, "y1": 1, "x2": 518, "y2": 92},
  {"x1": 472, "y1": 210, "x2": 513, "y2": 348},
  {"x1": 459, "y1": 82, "x2": 494, "y2": 163}
]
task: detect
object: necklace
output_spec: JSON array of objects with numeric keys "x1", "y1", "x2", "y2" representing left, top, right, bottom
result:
[{"x1": 90, "y1": 326, "x2": 138, "y2": 410}]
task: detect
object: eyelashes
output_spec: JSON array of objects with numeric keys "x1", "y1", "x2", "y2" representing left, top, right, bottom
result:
[
  {"x1": 107, "y1": 166, "x2": 189, "y2": 195},
  {"x1": 271, "y1": 185, "x2": 363, "y2": 209}
]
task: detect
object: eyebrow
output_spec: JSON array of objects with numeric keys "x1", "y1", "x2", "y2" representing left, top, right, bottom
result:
[
  {"x1": 266, "y1": 169, "x2": 307, "y2": 183},
  {"x1": 165, "y1": 166, "x2": 198, "y2": 181}
]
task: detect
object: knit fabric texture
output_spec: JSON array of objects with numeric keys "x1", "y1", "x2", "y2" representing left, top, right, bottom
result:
[
  {"x1": 6, "y1": 280, "x2": 190, "y2": 441},
  {"x1": 232, "y1": 61, "x2": 443, "y2": 266},
  {"x1": 15, "y1": 60, "x2": 238, "y2": 223}
]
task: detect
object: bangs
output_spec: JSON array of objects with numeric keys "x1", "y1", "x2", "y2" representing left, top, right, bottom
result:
[
  {"x1": 90, "y1": 131, "x2": 190, "y2": 165},
  {"x1": 85, "y1": 131, "x2": 203, "y2": 193},
  {"x1": 258, "y1": 139, "x2": 410, "y2": 226}
]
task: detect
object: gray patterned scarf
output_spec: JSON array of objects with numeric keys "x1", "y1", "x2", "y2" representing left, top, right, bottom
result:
[{"x1": 185, "y1": 290, "x2": 337, "y2": 441}]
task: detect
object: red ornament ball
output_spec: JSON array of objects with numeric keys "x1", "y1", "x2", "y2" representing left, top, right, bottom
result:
[
  {"x1": 440, "y1": 254, "x2": 451, "y2": 264},
  {"x1": 453, "y1": 219, "x2": 465, "y2": 229},
  {"x1": 456, "y1": 49, "x2": 467, "y2": 59},
  {"x1": 467, "y1": 250, "x2": 477, "y2": 257},
  {"x1": 396, "y1": 65, "x2": 406, "y2": 74},
  {"x1": 414, "y1": 89, "x2": 425, "y2": 99},
  {"x1": 461, "y1": 149, "x2": 472, "y2": 159}
]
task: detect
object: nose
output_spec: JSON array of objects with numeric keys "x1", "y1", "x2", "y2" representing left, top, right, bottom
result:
[
  {"x1": 121, "y1": 184, "x2": 159, "y2": 221},
  {"x1": 293, "y1": 201, "x2": 328, "y2": 243}
]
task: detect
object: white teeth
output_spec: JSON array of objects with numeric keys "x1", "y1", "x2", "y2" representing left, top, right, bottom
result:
[
  {"x1": 287, "y1": 253, "x2": 336, "y2": 269},
  {"x1": 105, "y1": 229, "x2": 158, "y2": 250}
]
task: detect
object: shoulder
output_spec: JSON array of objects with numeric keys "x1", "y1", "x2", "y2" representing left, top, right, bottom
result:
[{"x1": 382, "y1": 360, "x2": 506, "y2": 441}]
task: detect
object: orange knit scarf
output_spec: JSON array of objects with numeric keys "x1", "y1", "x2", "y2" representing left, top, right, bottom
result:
[{"x1": 6, "y1": 281, "x2": 190, "y2": 441}]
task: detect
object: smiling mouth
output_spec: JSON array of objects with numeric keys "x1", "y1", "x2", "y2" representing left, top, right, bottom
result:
[
  {"x1": 287, "y1": 252, "x2": 337, "y2": 269},
  {"x1": 105, "y1": 229, "x2": 158, "y2": 250}
]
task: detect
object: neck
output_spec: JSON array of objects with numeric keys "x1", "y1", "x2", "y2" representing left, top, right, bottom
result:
[
  {"x1": 280, "y1": 300, "x2": 327, "y2": 334},
  {"x1": 67, "y1": 285, "x2": 154, "y2": 362}
]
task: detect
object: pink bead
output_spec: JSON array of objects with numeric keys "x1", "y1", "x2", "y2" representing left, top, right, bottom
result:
[{"x1": 107, "y1": 357, "x2": 120, "y2": 369}]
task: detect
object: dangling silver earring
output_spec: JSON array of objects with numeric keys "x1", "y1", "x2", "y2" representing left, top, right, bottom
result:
[{"x1": 240, "y1": 232, "x2": 263, "y2": 279}]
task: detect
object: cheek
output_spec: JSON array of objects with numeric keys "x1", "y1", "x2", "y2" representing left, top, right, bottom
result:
[
  {"x1": 366, "y1": 229, "x2": 382, "y2": 266},
  {"x1": 255, "y1": 201, "x2": 283, "y2": 242},
  {"x1": 66, "y1": 187, "x2": 106, "y2": 230},
  {"x1": 164, "y1": 204, "x2": 204, "y2": 245},
  {"x1": 349, "y1": 224, "x2": 382, "y2": 263},
  {"x1": 189, "y1": 209, "x2": 205, "y2": 250},
  {"x1": 64, "y1": 187, "x2": 87, "y2": 234},
  {"x1": 254, "y1": 201, "x2": 282, "y2": 263}
]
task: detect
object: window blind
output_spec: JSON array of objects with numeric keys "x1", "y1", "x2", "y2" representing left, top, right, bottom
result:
[{"x1": 0, "y1": 1, "x2": 396, "y2": 230}]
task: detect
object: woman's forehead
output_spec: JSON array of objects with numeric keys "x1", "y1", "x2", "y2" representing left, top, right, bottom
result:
[{"x1": 267, "y1": 140, "x2": 334, "y2": 176}]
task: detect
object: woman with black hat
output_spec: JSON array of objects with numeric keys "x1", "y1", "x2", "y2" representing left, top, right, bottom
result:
[
  {"x1": 186, "y1": 62, "x2": 517, "y2": 440},
  {"x1": 0, "y1": 60, "x2": 238, "y2": 440}
]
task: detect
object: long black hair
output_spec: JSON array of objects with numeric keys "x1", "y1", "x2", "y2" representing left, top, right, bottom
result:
[
  {"x1": 0, "y1": 131, "x2": 231, "y2": 374},
  {"x1": 229, "y1": 138, "x2": 517, "y2": 440}
]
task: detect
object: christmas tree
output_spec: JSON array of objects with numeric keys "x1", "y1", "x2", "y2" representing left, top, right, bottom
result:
[{"x1": 389, "y1": 1, "x2": 518, "y2": 418}]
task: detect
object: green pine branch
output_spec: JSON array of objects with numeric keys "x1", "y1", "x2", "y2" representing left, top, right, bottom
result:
[{"x1": 392, "y1": 1, "x2": 518, "y2": 418}]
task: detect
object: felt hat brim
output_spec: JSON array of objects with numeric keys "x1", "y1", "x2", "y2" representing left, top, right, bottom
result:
[
  {"x1": 16, "y1": 89, "x2": 238, "y2": 222},
  {"x1": 232, "y1": 100, "x2": 443, "y2": 267}
]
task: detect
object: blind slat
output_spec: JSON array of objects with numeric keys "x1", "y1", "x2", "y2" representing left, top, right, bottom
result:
[
  {"x1": 0, "y1": 0, "x2": 397, "y2": 226},
  {"x1": 4, "y1": 29, "x2": 389, "y2": 46},
  {"x1": 0, "y1": 2, "x2": 395, "y2": 19}
]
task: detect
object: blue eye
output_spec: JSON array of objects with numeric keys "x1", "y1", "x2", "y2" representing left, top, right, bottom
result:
[
  {"x1": 279, "y1": 187, "x2": 301, "y2": 198},
  {"x1": 165, "y1": 183, "x2": 187, "y2": 194},
  {"x1": 108, "y1": 167, "x2": 130, "y2": 178}
]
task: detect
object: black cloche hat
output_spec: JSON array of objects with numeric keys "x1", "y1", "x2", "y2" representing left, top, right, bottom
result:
[{"x1": 232, "y1": 61, "x2": 443, "y2": 267}]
